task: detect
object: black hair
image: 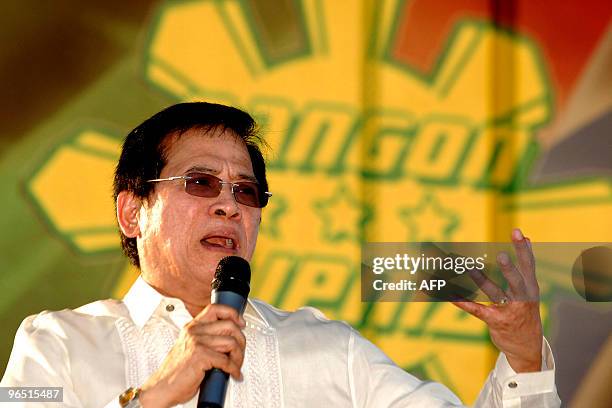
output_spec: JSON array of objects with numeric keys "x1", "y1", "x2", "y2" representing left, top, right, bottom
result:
[{"x1": 113, "y1": 102, "x2": 268, "y2": 268}]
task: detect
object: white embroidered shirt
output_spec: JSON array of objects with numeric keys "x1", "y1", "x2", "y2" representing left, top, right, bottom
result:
[{"x1": 1, "y1": 277, "x2": 560, "y2": 407}]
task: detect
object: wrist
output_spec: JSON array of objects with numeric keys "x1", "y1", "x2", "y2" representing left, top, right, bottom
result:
[
  {"x1": 506, "y1": 353, "x2": 542, "y2": 373},
  {"x1": 138, "y1": 383, "x2": 172, "y2": 408}
]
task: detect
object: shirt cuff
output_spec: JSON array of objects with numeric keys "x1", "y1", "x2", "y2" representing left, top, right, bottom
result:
[{"x1": 493, "y1": 337, "x2": 556, "y2": 399}]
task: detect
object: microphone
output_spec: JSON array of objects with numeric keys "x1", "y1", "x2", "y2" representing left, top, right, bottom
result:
[{"x1": 197, "y1": 256, "x2": 251, "y2": 408}]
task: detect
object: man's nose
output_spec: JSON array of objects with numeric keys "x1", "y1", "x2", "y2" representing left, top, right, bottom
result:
[{"x1": 210, "y1": 183, "x2": 240, "y2": 219}]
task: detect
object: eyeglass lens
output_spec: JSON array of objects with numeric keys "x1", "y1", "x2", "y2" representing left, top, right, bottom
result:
[{"x1": 184, "y1": 173, "x2": 267, "y2": 208}]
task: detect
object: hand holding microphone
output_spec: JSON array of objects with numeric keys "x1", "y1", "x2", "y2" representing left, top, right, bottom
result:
[
  {"x1": 139, "y1": 257, "x2": 251, "y2": 408},
  {"x1": 198, "y1": 256, "x2": 251, "y2": 408}
]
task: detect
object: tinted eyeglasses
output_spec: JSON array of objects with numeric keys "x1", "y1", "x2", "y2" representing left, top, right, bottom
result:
[{"x1": 147, "y1": 173, "x2": 272, "y2": 208}]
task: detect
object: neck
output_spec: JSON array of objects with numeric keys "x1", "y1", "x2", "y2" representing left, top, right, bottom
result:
[{"x1": 182, "y1": 300, "x2": 208, "y2": 318}]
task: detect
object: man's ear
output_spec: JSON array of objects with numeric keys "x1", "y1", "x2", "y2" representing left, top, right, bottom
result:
[{"x1": 117, "y1": 191, "x2": 142, "y2": 238}]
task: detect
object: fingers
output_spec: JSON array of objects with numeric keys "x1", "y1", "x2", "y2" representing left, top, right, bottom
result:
[
  {"x1": 451, "y1": 300, "x2": 492, "y2": 322},
  {"x1": 468, "y1": 269, "x2": 507, "y2": 303},
  {"x1": 511, "y1": 228, "x2": 540, "y2": 298},
  {"x1": 199, "y1": 347, "x2": 244, "y2": 380},
  {"x1": 204, "y1": 341, "x2": 244, "y2": 380},
  {"x1": 511, "y1": 229, "x2": 535, "y2": 279},
  {"x1": 141, "y1": 305, "x2": 248, "y2": 406},
  {"x1": 188, "y1": 320, "x2": 247, "y2": 350},
  {"x1": 198, "y1": 334, "x2": 245, "y2": 369},
  {"x1": 496, "y1": 252, "x2": 527, "y2": 299},
  {"x1": 195, "y1": 304, "x2": 246, "y2": 327},
  {"x1": 185, "y1": 317, "x2": 246, "y2": 377},
  {"x1": 462, "y1": 229, "x2": 540, "y2": 303}
]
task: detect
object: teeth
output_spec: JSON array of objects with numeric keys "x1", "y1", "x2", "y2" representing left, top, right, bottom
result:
[{"x1": 226, "y1": 238, "x2": 233, "y2": 248}]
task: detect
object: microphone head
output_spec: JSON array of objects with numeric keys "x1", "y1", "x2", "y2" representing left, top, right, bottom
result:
[{"x1": 212, "y1": 256, "x2": 251, "y2": 297}]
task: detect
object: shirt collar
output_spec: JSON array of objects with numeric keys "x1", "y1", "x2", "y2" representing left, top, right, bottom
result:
[
  {"x1": 123, "y1": 275, "x2": 269, "y2": 329},
  {"x1": 123, "y1": 276, "x2": 167, "y2": 328}
]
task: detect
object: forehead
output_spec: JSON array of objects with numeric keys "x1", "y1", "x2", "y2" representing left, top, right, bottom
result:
[{"x1": 161, "y1": 127, "x2": 254, "y2": 176}]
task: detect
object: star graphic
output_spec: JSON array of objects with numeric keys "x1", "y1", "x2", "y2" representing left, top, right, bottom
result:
[
  {"x1": 313, "y1": 184, "x2": 373, "y2": 243},
  {"x1": 259, "y1": 193, "x2": 288, "y2": 239},
  {"x1": 398, "y1": 192, "x2": 460, "y2": 241}
]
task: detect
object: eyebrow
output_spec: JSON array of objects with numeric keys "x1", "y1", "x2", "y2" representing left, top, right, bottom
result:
[{"x1": 184, "y1": 166, "x2": 259, "y2": 183}]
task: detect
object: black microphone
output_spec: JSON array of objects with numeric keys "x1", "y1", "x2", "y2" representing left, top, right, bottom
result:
[{"x1": 197, "y1": 256, "x2": 251, "y2": 408}]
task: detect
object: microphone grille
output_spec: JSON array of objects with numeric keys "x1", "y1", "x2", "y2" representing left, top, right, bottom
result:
[{"x1": 212, "y1": 256, "x2": 251, "y2": 296}]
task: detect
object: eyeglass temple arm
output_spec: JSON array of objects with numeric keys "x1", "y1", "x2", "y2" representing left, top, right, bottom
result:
[{"x1": 146, "y1": 176, "x2": 188, "y2": 182}]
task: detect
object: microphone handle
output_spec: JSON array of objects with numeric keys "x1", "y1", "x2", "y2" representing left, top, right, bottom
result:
[{"x1": 197, "y1": 290, "x2": 247, "y2": 408}]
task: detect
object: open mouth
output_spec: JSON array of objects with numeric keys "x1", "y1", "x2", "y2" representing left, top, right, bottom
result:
[{"x1": 201, "y1": 236, "x2": 237, "y2": 251}]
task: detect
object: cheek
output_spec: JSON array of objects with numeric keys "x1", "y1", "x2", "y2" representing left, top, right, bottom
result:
[
  {"x1": 248, "y1": 226, "x2": 259, "y2": 250},
  {"x1": 244, "y1": 212, "x2": 261, "y2": 255},
  {"x1": 143, "y1": 195, "x2": 193, "y2": 243},
  {"x1": 139, "y1": 204, "x2": 161, "y2": 240}
]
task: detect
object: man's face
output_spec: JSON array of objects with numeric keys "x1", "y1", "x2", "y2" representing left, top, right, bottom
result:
[{"x1": 136, "y1": 128, "x2": 261, "y2": 304}]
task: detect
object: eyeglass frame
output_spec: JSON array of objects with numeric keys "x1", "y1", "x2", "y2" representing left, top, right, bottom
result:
[{"x1": 146, "y1": 174, "x2": 272, "y2": 208}]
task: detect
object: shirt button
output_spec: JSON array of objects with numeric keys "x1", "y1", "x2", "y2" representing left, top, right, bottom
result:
[
  {"x1": 165, "y1": 304, "x2": 175, "y2": 312},
  {"x1": 508, "y1": 381, "x2": 518, "y2": 389}
]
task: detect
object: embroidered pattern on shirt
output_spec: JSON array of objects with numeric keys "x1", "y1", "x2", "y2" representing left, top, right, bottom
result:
[
  {"x1": 228, "y1": 324, "x2": 283, "y2": 408},
  {"x1": 115, "y1": 316, "x2": 178, "y2": 386}
]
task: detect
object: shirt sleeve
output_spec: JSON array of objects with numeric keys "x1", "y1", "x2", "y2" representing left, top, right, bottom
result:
[
  {"x1": 348, "y1": 328, "x2": 466, "y2": 407},
  {"x1": 473, "y1": 338, "x2": 561, "y2": 408},
  {"x1": 348, "y1": 329, "x2": 561, "y2": 407},
  {"x1": 1, "y1": 313, "x2": 122, "y2": 408},
  {"x1": 1, "y1": 314, "x2": 83, "y2": 407}
]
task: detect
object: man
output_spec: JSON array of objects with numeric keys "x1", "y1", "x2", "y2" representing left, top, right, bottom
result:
[{"x1": 2, "y1": 102, "x2": 560, "y2": 407}]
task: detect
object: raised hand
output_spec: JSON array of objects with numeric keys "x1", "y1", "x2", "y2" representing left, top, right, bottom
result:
[{"x1": 452, "y1": 229, "x2": 543, "y2": 373}]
